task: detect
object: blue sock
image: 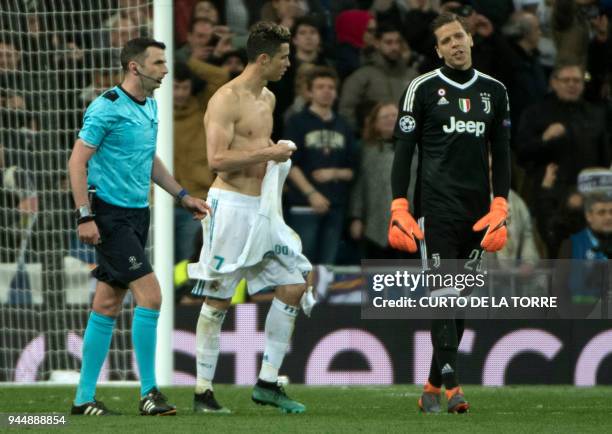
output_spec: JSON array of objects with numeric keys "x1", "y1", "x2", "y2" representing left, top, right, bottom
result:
[
  {"x1": 75, "y1": 312, "x2": 115, "y2": 405},
  {"x1": 132, "y1": 306, "x2": 160, "y2": 397}
]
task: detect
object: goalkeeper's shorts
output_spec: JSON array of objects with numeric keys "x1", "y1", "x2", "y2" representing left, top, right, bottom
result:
[
  {"x1": 422, "y1": 216, "x2": 483, "y2": 261},
  {"x1": 91, "y1": 197, "x2": 153, "y2": 289},
  {"x1": 420, "y1": 216, "x2": 484, "y2": 294}
]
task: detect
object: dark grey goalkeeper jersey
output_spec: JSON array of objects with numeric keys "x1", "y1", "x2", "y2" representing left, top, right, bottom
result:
[{"x1": 393, "y1": 67, "x2": 511, "y2": 222}]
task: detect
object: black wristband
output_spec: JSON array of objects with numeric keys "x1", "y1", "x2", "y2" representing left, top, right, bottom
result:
[{"x1": 77, "y1": 216, "x2": 95, "y2": 226}]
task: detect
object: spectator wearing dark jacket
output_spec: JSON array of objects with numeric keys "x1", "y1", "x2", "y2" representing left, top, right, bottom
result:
[
  {"x1": 503, "y1": 10, "x2": 548, "y2": 146},
  {"x1": 372, "y1": 0, "x2": 438, "y2": 60},
  {"x1": 339, "y1": 24, "x2": 419, "y2": 132},
  {"x1": 552, "y1": 0, "x2": 611, "y2": 102},
  {"x1": 285, "y1": 67, "x2": 357, "y2": 265},
  {"x1": 268, "y1": 16, "x2": 332, "y2": 140},
  {"x1": 517, "y1": 61, "x2": 611, "y2": 211},
  {"x1": 534, "y1": 168, "x2": 585, "y2": 258},
  {"x1": 334, "y1": 9, "x2": 377, "y2": 80}
]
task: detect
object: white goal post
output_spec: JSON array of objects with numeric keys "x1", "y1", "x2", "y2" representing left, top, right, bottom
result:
[
  {"x1": 153, "y1": 0, "x2": 173, "y2": 387},
  {"x1": 0, "y1": 0, "x2": 174, "y2": 385}
]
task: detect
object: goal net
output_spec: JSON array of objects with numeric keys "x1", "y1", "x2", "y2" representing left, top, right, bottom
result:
[{"x1": 0, "y1": 0, "x2": 154, "y2": 383}]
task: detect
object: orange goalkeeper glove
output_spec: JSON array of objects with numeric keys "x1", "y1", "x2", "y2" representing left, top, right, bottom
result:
[
  {"x1": 472, "y1": 197, "x2": 508, "y2": 252},
  {"x1": 388, "y1": 198, "x2": 424, "y2": 253}
]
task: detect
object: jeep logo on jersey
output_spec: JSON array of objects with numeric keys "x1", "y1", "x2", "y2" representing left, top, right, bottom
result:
[
  {"x1": 399, "y1": 115, "x2": 416, "y2": 133},
  {"x1": 458, "y1": 98, "x2": 471, "y2": 113},
  {"x1": 442, "y1": 116, "x2": 486, "y2": 137}
]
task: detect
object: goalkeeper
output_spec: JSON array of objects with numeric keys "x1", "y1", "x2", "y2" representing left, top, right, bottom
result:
[
  {"x1": 388, "y1": 12, "x2": 510, "y2": 414},
  {"x1": 67, "y1": 38, "x2": 210, "y2": 416}
]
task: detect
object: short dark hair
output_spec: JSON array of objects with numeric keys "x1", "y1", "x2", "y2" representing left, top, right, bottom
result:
[
  {"x1": 290, "y1": 16, "x2": 321, "y2": 38},
  {"x1": 552, "y1": 60, "x2": 585, "y2": 78},
  {"x1": 246, "y1": 21, "x2": 291, "y2": 62},
  {"x1": 120, "y1": 37, "x2": 166, "y2": 71},
  {"x1": 431, "y1": 12, "x2": 470, "y2": 39},
  {"x1": 219, "y1": 48, "x2": 247, "y2": 66},
  {"x1": 375, "y1": 23, "x2": 401, "y2": 40},
  {"x1": 306, "y1": 66, "x2": 338, "y2": 90},
  {"x1": 174, "y1": 61, "x2": 193, "y2": 82}
]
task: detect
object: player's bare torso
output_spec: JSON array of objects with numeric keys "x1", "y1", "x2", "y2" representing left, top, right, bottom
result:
[{"x1": 208, "y1": 81, "x2": 275, "y2": 196}]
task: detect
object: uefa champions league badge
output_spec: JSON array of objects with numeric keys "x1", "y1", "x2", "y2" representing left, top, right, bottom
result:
[{"x1": 399, "y1": 115, "x2": 416, "y2": 133}]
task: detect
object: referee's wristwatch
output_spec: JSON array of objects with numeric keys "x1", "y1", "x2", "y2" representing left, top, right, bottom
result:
[{"x1": 75, "y1": 205, "x2": 95, "y2": 226}]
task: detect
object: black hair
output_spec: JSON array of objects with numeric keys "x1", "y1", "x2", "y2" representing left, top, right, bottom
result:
[
  {"x1": 219, "y1": 48, "x2": 247, "y2": 66},
  {"x1": 174, "y1": 61, "x2": 193, "y2": 82},
  {"x1": 120, "y1": 37, "x2": 165, "y2": 71},
  {"x1": 246, "y1": 21, "x2": 290, "y2": 63},
  {"x1": 290, "y1": 16, "x2": 321, "y2": 38},
  {"x1": 375, "y1": 23, "x2": 400, "y2": 40}
]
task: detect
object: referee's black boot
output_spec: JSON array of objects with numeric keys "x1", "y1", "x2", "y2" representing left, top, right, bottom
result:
[
  {"x1": 139, "y1": 387, "x2": 177, "y2": 416},
  {"x1": 71, "y1": 399, "x2": 118, "y2": 416}
]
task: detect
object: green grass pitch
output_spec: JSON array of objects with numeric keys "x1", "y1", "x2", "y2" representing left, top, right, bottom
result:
[{"x1": 1, "y1": 385, "x2": 611, "y2": 433}]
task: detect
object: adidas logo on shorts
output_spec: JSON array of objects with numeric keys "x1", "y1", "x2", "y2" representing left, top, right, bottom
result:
[{"x1": 441, "y1": 363, "x2": 454, "y2": 375}]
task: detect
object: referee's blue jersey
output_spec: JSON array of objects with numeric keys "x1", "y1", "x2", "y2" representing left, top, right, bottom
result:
[{"x1": 79, "y1": 85, "x2": 158, "y2": 208}]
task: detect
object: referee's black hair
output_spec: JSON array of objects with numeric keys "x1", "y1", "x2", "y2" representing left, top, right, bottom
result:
[
  {"x1": 120, "y1": 37, "x2": 166, "y2": 72},
  {"x1": 246, "y1": 21, "x2": 290, "y2": 63}
]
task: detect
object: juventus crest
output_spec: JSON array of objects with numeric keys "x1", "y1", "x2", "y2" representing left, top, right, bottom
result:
[{"x1": 480, "y1": 92, "x2": 491, "y2": 114}]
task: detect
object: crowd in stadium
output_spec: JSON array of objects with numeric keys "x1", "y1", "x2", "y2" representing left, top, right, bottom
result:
[
  {"x1": 0, "y1": 0, "x2": 611, "y2": 300},
  {"x1": 173, "y1": 0, "x2": 612, "y2": 268}
]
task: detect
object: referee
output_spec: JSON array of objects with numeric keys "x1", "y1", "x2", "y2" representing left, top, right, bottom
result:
[
  {"x1": 68, "y1": 38, "x2": 210, "y2": 416},
  {"x1": 388, "y1": 13, "x2": 510, "y2": 413}
]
